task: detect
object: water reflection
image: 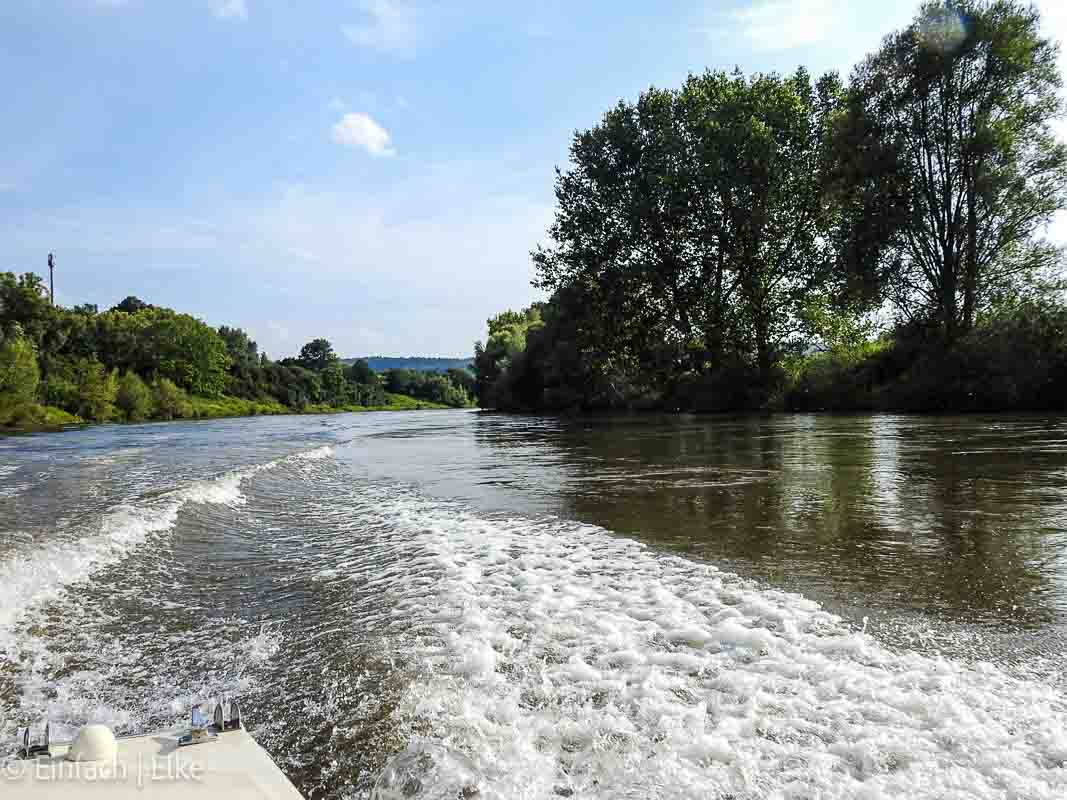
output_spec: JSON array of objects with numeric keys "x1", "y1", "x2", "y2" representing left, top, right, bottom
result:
[{"x1": 472, "y1": 413, "x2": 1067, "y2": 633}]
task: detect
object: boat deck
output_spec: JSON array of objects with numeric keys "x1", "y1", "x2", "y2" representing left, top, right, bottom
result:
[{"x1": 5, "y1": 728, "x2": 304, "y2": 799}]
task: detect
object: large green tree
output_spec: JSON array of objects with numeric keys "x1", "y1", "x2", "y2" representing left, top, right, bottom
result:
[
  {"x1": 533, "y1": 68, "x2": 842, "y2": 385},
  {"x1": 299, "y1": 338, "x2": 337, "y2": 371},
  {"x1": 833, "y1": 0, "x2": 1067, "y2": 340}
]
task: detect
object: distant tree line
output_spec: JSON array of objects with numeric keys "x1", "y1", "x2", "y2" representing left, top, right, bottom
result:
[
  {"x1": 475, "y1": 0, "x2": 1067, "y2": 413},
  {"x1": 0, "y1": 276, "x2": 472, "y2": 427},
  {"x1": 344, "y1": 356, "x2": 474, "y2": 373}
]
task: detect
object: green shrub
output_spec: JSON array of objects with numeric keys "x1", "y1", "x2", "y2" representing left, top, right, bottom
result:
[
  {"x1": 0, "y1": 402, "x2": 81, "y2": 429},
  {"x1": 42, "y1": 374, "x2": 80, "y2": 413},
  {"x1": 73, "y1": 359, "x2": 117, "y2": 422},
  {"x1": 151, "y1": 377, "x2": 192, "y2": 420},
  {"x1": 782, "y1": 341, "x2": 891, "y2": 412},
  {"x1": 0, "y1": 332, "x2": 40, "y2": 408},
  {"x1": 115, "y1": 371, "x2": 153, "y2": 422}
]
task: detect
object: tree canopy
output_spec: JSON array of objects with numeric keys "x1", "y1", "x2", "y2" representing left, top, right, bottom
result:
[
  {"x1": 299, "y1": 338, "x2": 338, "y2": 371},
  {"x1": 0, "y1": 278, "x2": 472, "y2": 426},
  {"x1": 476, "y1": 0, "x2": 1067, "y2": 414},
  {"x1": 531, "y1": 67, "x2": 844, "y2": 394},
  {"x1": 833, "y1": 0, "x2": 1067, "y2": 339}
]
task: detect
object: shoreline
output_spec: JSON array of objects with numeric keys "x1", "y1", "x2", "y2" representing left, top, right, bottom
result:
[{"x1": 1, "y1": 393, "x2": 457, "y2": 435}]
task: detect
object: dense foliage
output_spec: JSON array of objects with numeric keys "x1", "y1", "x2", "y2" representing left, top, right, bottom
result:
[
  {"x1": 475, "y1": 0, "x2": 1067, "y2": 414},
  {"x1": 383, "y1": 368, "x2": 473, "y2": 408},
  {"x1": 0, "y1": 274, "x2": 472, "y2": 427}
]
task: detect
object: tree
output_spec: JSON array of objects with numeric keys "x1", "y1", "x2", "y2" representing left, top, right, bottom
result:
[
  {"x1": 487, "y1": 310, "x2": 530, "y2": 337},
  {"x1": 95, "y1": 308, "x2": 231, "y2": 397},
  {"x1": 446, "y1": 367, "x2": 475, "y2": 396},
  {"x1": 473, "y1": 291, "x2": 628, "y2": 411},
  {"x1": 299, "y1": 338, "x2": 337, "y2": 371},
  {"x1": 354, "y1": 380, "x2": 388, "y2": 407},
  {"x1": 115, "y1": 371, "x2": 152, "y2": 422},
  {"x1": 682, "y1": 68, "x2": 843, "y2": 380},
  {"x1": 321, "y1": 361, "x2": 349, "y2": 406},
  {"x1": 0, "y1": 272, "x2": 53, "y2": 349},
  {"x1": 0, "y1": 328, "x2": 40, "y2": 407},
  {"x1": 218, "y1": 326, "x2": 259, "y2": 367},
  {"x1": 533, "y1": 68, "x2": 842, "y2": 386},
  {"x1": 151, "y1": 378, "x2": 191, "y2": 420},
  {"x1": 834, "y1": 0, "x2": 1067, "y2": 340},
  {"x1": 346, "y1": 358, "x2": 376, "y2": 385},
  {"x1": 111, "y1": 296, "x2": 152, "y2": 314},
  {"x1": 74, "y1": 359, "x2": 117, "y2": 422},
  {"x1": 474, "y1": 308, "x2": 543, "y2": 403}
]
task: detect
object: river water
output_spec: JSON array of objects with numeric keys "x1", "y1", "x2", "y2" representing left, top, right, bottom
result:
[{"x1": 1, "y1": 411, "x2": 1066, "y2": 798}]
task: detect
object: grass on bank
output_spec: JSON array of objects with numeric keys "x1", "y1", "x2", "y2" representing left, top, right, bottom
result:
[
  {"x1": 301, "y1": 394, "x2": 451, "y2": 413},
  {"x1": 0, "y1": 402, "x2": 83, "y2": 428},
  {"x1": 1, "y1": 391, "x2": 453, "y2": 433}
]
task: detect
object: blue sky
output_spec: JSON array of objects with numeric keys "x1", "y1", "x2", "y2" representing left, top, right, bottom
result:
[{"x1": 2, "y1": 0, "x2": 1066, "y2": 358}]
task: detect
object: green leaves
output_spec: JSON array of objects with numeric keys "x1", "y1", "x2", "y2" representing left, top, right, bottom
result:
[
  {"x1": 298, "y1": 338, "x2": 338, "y2": 371},
  {"x1": 0, "y1": 332, "x2": 40, "y2": 408},
  {"x1": 836, "y1": 0, "x2": 1067, "y2": 338},
  {"x1": 115, "y1": 371, "x2": 152, "y2": 422},
  {"x1": 533, "y1": 67, "x2": 841, "y2": 387}
]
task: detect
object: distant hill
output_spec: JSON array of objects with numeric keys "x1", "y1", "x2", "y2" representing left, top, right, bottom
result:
[{"x1": 341, "y1": 356, "x2": 474, "y2": 373}]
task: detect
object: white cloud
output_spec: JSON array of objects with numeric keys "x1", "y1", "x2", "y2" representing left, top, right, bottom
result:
[
  {"x1": 331, "y1": 113, "x2": 396, "y2": 157},
  {"x1": 731, "y1": 0, "x2": 837, "y2": 51},
  {"x1": 342, "y1": 0, "x2": 417, "y2": 58},
  {"x1": 212, "y1": 0, "x2": 247, "y2": 21}
]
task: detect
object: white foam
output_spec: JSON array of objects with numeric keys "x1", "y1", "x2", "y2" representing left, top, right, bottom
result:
[
  {"x1": 0, "y1": 482, "x2": 30, "y2": 500},
  {"x1": 0, "y1": 444, "x2": 331, "y2": 647},
  {"x1": 297, "y1": 445, "x2": 335, "y2": 461},
  {"x1": 179, "y1": 472, "x2": 250, "y2": 506},
  {"x1": 0, "y1": 463, "x2": 31, "y2": 500},
  {"x1": 364, "y1": 492, "x2": 1067, "y2": 800},
  {"x1": 0, "y1": 502, "x2": 181, "y2": 635}
]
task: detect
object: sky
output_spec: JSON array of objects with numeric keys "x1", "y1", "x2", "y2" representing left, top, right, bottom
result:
[{"x1": 2, "y1": 0, "x2": 1066, "y2": 359}]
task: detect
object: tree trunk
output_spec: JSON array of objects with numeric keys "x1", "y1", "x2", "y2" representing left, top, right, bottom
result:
[
  {"x1": 754, "y1": 310, "x2": 772, "y2": 384},
  {"x1": 704, "y1": 247, "x2": 726, "y2": 370},
  {"x1": 962, "y1": 177, "x2": 978, "y2": 332},
  {"x1": 940, "y1": 230, "x2": 959, "y2": 343}
]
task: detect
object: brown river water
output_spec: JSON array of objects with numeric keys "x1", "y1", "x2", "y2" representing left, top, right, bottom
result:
[{"x1": 1, "y1": 411, "x2": 1066, "y2": 798}]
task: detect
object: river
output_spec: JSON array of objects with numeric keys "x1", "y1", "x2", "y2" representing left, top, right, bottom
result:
[{"x1": 1, "y1": 411, "x2": 1066, "y2": 798}]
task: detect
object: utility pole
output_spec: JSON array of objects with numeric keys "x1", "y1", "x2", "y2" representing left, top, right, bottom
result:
[{"x1": 48, "y1": 253, "x2": 55, "y2": 305}]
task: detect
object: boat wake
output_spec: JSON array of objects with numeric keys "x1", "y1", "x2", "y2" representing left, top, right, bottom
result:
[
  {"x1": 2, "y1": 442, "x2": 1066, "y2": 799},
  {"x1": 347, "y1": 488, "x2": 1067, "y2": 799}
]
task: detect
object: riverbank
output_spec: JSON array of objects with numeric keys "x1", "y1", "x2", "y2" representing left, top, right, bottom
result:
[
  {"x1": 474, "y1": 302, "x2": 1067, "y2": 415},
  {"x1": 0, "y1": 391, "x2": 452, "y2": 433}
]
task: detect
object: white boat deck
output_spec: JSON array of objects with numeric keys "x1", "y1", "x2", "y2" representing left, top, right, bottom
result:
[{"x1": 5, "y1": 728, "x2": 304, "y2": 799}]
